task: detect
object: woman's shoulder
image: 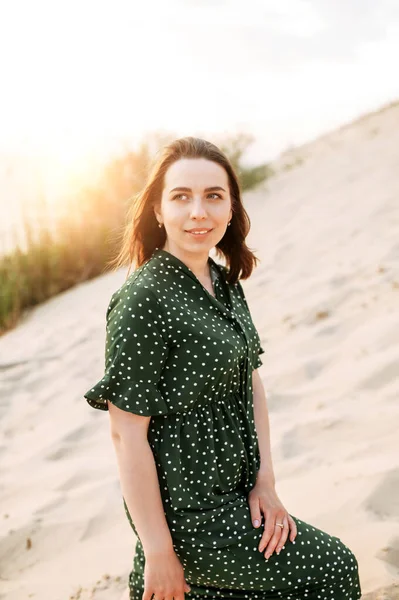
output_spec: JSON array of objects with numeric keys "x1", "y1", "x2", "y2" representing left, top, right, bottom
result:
[
  {"x1": 107, "y1": 259, "x2": 165, "y2": 315},
  {"x1": 212, "y1": 260, "x2": 230, "y2": 280},
  {"x1": 213, "y1": 261, "x2": 241, "y2": 290}
]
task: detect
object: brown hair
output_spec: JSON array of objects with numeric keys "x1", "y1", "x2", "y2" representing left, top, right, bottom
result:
[{"x1": 108, "y1": 136, "x2": 260, "y2": 284}]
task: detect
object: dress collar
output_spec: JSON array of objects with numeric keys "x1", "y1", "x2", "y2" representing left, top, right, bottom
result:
[{"x1": 151, "y1": 248, "x2": 233, "y2": 314}]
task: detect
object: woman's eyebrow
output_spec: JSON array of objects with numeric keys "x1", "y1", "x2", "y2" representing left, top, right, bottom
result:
[{"x1": 169, "y1": 186, "x2": 227, "y2": 194}]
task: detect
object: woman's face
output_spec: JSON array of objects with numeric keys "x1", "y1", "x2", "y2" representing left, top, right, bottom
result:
[{"x1": 155, "y1": 158, "x2": 233, "y2": 259}]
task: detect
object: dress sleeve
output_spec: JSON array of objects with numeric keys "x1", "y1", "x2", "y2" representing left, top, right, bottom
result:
[
  {"x1": 83, "y1": 284, "x2": 170, "y2": 416},
  {"x1": 235, "y1": 279, "x2": 265, "y2": 369}
]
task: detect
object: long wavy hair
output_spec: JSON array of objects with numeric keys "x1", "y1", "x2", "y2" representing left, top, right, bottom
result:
[{"x1": 108, "y1": 136, "x2": 260, "y2": 284}]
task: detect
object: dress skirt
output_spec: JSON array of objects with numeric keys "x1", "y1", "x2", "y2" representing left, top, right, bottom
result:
[{"x1": 128, "y1": 512, "x2": 361, "y2": 599}]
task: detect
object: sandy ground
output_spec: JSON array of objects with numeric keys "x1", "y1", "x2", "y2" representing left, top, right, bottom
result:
[{"x1": 0, "y1": 102, "x2": 398, "y2": 599}]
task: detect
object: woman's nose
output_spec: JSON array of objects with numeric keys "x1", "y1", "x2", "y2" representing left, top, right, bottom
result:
[{"x1": 190, "y1": 197, "x2": 208, "y2": 218}]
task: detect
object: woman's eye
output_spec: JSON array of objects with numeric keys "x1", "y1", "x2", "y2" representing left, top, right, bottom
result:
[{"x1": 172, "y1": 193, "x2": 222, "y2": 200}]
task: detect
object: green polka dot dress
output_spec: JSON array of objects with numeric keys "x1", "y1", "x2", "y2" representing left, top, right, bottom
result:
[{"x1": 84, "y1": 248, "x2": 361, "y2": 600}]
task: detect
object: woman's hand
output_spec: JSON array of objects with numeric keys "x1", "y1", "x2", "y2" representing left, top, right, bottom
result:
[
  {"x1": 247, "y1": 475, "x2": 298, "y2": 559},
  {"x1": 142, "y1": 547, "x2": 191, "y2": 600}
]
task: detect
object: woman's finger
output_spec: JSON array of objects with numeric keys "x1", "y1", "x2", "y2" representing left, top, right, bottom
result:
[
  {"x1": 275, "y1": 515, "x2": 290, "y2": 553},
  {"x1": 258, "y1": 511, "x2": 276, "y2": 553},
  {"x1": 287, "y1": 514, "x2": 298, "y2": 541},
  {"x1": 263, "y1": 518, "x2": 284, "y2": 559}
]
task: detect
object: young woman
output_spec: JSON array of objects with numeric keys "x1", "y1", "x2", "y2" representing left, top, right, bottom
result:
[{"x1": 84, "y1": 137, "x2": 362, "y2": 600}]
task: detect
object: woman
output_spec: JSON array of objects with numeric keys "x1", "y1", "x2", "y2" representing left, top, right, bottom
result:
[{"x1": 84, "y1": 137, "x2": 362, "y2": 600}]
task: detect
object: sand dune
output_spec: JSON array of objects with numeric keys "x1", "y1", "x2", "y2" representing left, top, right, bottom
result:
[{"x1": 1, "y1": 102, "x2": 398, "y2": 599}]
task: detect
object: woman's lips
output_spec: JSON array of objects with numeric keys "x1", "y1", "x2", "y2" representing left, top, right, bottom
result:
[{"x1": 185, "y1": 229, "x2": 213, "y2": 236}]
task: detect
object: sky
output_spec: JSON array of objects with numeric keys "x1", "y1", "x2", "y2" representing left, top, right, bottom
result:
[{"x1": 1, "y1": 0, "x2": 399, "y2": 203}]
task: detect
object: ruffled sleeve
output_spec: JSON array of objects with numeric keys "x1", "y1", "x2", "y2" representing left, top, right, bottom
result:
[
  {"x1": 254, "y1": 345, "x2": 266, "y2": 369},
  {"x1": 235, "y1": 279, "x2": 265, "y2": 369},
  {"x1": 83, "y1": 283, "x2": 171, "y2": 416}
]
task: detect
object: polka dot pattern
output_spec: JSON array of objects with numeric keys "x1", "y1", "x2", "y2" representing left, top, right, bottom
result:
[{"x1": 84, "y1": 248, "x2": 361, "y2": 599}]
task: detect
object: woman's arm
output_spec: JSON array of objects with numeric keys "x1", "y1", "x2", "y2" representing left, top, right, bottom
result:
[
  {"x1": 107, "y1": 400, "x2": 174, "y2": 556},
  {"x1": 252, "y1": 369, "x2": 276, "y2": 487},
  {"x1": 249, "y1": 369, "x2": 298, "y2": 558}
]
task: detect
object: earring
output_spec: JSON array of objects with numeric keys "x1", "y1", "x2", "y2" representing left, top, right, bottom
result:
[
  {"x1": 158, "y1": 222, "x2": 163, "y2": 228},
  {"x1": 227, "y1": 221, "x2": 231, "y2": 226}
]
